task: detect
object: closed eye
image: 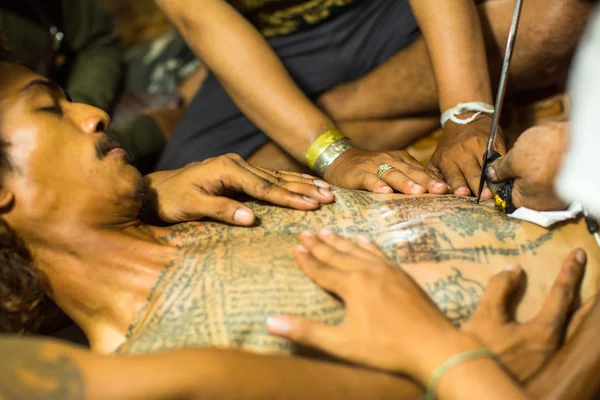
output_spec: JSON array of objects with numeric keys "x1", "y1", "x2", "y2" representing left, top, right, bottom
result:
[{"x1": 37, "y1": 105, "x2": 63, "y2": 116}]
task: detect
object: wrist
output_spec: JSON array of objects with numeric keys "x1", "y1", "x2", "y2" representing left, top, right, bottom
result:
[
  {"x1": 413, "y1": 330, "x2": 484, "y2": 386},
  {"x1": 305, "y1": 128, "x2": 354, "y2": 177}
]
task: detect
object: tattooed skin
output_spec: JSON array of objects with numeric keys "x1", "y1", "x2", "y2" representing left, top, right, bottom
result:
[
  {"x1": 0, "y1": 339, "x2": 84, "y2": 400},
  {"x1": 117, "y1": 189, "x2": 600, "y2": 355}
]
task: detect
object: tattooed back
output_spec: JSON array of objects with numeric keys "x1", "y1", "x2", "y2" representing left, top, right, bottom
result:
[{"x1": 119, "y1": 189, "x2": 600, "y2": 355}]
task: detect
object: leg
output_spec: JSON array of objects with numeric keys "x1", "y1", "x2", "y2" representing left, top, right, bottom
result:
[{"x1": 319, "y1": 0, "x2": 593, "y2": 122}]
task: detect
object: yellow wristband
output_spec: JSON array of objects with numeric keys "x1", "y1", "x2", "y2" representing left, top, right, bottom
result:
[{"x1": 305, "y1": 129, "x2": 346, "y2": 169}]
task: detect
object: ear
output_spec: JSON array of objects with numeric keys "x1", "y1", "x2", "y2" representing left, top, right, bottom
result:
[{"x1": 0, "y1": 187, "x2": 14, "y2": 211}]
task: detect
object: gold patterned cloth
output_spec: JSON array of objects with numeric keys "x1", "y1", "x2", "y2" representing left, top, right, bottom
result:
[{"x1": 229, "y1": 0, "x2": 362, "y2": 37}]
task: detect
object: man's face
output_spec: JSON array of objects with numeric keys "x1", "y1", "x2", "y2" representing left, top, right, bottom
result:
[{"x1": 0, "y1": 62, "x2": 143, "y2": 233}]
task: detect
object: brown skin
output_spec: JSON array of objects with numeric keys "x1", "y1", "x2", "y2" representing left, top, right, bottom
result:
[
  {"x1": 527, "y1": 286, "x2": 600, "y2": 400},
  {"x1": 317, "y1": 0, "x2": 591, "y2": 194},
  {"x1": 0, "y1": 63, "x2": 332, "y2": 350},
  {"x1": 268, "y1": 233, "x2": 588, "y2": 392},
  {"x1": 154, "y1": 0, "x2": 451, "y2": 196},
  {"x1": 486, "y1": 122, "x2": 568, "y2": 211}
]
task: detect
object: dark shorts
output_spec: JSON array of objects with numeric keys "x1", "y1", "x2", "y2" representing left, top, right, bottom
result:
[{"x1": 156, "y1": 0, "x2": 420, "y2": 170}]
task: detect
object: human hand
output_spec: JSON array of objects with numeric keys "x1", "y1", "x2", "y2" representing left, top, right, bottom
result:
[
  {"x1": 485, "y1": 122, "x2": 568, "y2": 211},
  {"x1": 462, "y1": 249, "x2": 587, "y2": 383},
  {"x1": 428, "y1": 115, "x2": 506, "y2": 198},
  {"x1": 266, "y1": 230, "x2": 474, "y2": 380},
  {"x1": 324, "y1": 147, "x2": 450, "y2": 194},
  {"x1": 144, "y1": 154, "x2": 334, "y2": 224}
]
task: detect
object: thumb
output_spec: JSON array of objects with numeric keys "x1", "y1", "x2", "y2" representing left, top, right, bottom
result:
[
  {"x1": 486, "y1": 152, "x2": 518, "y2": 183},
  {"x1": 266, "y1": 316, "x2": 342, "y2": 353},
  {"x1": 182, "y1": 195, "x2": 255, "y2": 225},
  {"x1": 472, "y1": 265, "x2": 523, "y2": 323}
]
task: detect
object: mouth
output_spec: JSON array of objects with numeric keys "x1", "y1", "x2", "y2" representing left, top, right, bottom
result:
[{"x1": 96, "y1": 137, "x2": 126, "y2": 159}]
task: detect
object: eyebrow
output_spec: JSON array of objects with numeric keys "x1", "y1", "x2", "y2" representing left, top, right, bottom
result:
[{"x1": 19, "y1": 79, "x2": 71, "y2": 101}]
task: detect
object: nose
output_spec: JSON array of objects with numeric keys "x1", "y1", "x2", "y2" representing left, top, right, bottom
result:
[{"x1": 70, "y1": 103, "x2": 110, "y2": 135}]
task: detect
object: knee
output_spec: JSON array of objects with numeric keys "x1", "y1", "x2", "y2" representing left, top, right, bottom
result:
[{"x1": 530, "y1": 0, "x2": 593, "y2": 59}]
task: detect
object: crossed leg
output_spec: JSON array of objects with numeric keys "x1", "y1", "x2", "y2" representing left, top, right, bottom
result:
[{"x1": 316, "y1": 0, "x2": 592, "y2": 151}]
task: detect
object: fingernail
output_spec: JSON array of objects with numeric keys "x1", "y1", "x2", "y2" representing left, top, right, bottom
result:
[
  {"x1": 320, "y1": 228, "x2": 332, "y2": 236},
  {"x1": 482, "y1": 188, "x2": 492, "y2": 198},
  {"x1": 434, "y1": 182, "x2": 446, "y2": 190},
  {"x1": 233, "y1": 208, "x2": 254, "y2": 224},
  {"x1": 301, "y1": 230, "x2": 314, "y2": 238},
  {"x1": 504, "y1": 264, "x2": 521, "y2": 272},
  {"x1": 302, "y1": 174, "x2": 317, "y2": 179},
  {"x1": 486, "y1": 166, "x2": 498, "y2": 181},
  {"x1": 319, "y1": 188, "x2": 332, "y2": 196},
  {"x1": 357, "y1": 236, "x2": 371, "y2": 245},
  {"x1": 380, "y1": 185, "x2": 393, "y2": 193},
  {"x1": 314, "y1": 180, "x2": 330, "y2": 189},
  {"x1": 266, "y1": 317, "x2": 291, "y2": 335},
  {"x1": 411, "y1": 183, "x2": 425, "y2": 192},
  {"x1": 303, "y1": 196, "x2": 318, "y2": 204},
  {"x1": 576, "y1": 249, "x2": 587, "y2": 264},
  {"x1": 455, "y1": 187, "x2": 470, "y2": 196},
  {"x1": 296, "y1": 244, "x2": 309, "y2": 253}
]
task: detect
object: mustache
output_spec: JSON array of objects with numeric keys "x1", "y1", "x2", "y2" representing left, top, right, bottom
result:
[{"x1": 95, "y1": 136, "x2": 128, "y2": 160}]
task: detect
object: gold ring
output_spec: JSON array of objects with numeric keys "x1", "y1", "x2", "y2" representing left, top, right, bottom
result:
[{"x1": 376, "y1": 163, "x2": 395, "y2": 179}]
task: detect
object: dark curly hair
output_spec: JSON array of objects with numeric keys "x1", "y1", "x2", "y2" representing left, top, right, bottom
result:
[
  {"x1": 0, "y1": 220, "x2": 46, "y2": 333},
  {"x1": 0, "y1": 30, "x2": 47, "y2": 333}
]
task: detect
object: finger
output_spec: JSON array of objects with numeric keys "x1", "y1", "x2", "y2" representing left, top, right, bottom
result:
[
  {"x1": 295, "y1": 244, "x2": 347, "y2": 295},
  {"x1": 356, "y1": 236, "x2": 390, "y2": 261},
  {"x1": 387, "y1": 154, "x2": 450, "y2": 194},
  {"x1": 439, "y1": 161, "x2": 471, "y2": 196},
  {"x1": 266, "y1": 316, "x2": 343, "y2": 355},
  {"x1": 222, "y1": 164, "x2": 323, "y2": 210},
  {"x1": 317, "y1": 228, "x2": 378, "y2": 260},
  {"x1": 188, "y1": 195, "x2": 257, "y2": 226},
  {"x1": 277, "y1": 181, "x2": 335, "y2": 204},
  {"x1": 534, "y1": 249, "x2": 587, "y2": 328},
  {"x1": 461, "y1": 156, "x2": 486, "y2": 197},
  {"x1": 486, "y1": 153, "x2": 518, "y2": 183},
  {"x1": 426, "y1": 163, "x2": 445, "y2": 181},
  {"x1": 361, "y1": 172, "x2": 394, "y2": 194},
  {"x1": 248, "y1": 166, "x2": 334, "y2": 204},
  {"x1": 375, "y1": 167, "x2": 421, "y2": 194},
  {"x1": 257, "y1": 167, "x2": 331, "y2": 190},
  {"x1": 300, "y1": 231, "x2": 366, "y2": 272},
  {"x1": 473, "y1": 264, "x2": 524, "y2": 323}
]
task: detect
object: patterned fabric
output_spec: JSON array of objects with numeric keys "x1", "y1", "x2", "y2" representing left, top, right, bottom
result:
[{"x1": 229, "y1": 0, "x2": 363, "y2": 37}]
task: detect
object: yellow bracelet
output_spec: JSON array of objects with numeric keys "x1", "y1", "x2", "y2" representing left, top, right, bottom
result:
[{"x1": 305, "y1": 129, "x2": 346, "y2": 169}]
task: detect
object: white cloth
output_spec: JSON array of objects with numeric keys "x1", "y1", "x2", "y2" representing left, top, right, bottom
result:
[
  {"x1": 440, "y1": 102, "x2": 495, "y2": 127},
  {"x1": 555, "y1": 6, "x2": 600, "y2": 216},
  {"x1": 508, "y1": 202, "x2": 583, "y2": 228}
]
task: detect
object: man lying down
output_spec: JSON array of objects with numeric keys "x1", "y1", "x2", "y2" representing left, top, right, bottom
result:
[{"x1": 1, "y1": 62, "x2": 599, "y2": 361}]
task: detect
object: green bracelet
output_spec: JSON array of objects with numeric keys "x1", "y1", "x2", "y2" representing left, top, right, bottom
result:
[{"x1": 421, "y1": 348, "x2": 495, "y2": 400}]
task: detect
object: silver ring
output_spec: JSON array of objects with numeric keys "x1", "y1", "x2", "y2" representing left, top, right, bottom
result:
[{"x1": 376, "y1": 163, "x2": 395, "y2": 179}]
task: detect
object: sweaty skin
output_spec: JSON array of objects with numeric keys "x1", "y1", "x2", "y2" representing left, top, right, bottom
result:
[{"x1": 117, "y1": 188, "x2": 600, "y2": 355}]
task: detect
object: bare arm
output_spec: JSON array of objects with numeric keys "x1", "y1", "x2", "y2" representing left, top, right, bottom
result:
[
  {"x1": 0, "y1": 336, "x2": 421, "y2": 400},
  {"x1": 154, "y1": 0, "x2": 335, "y2": 163},
  {"x1": 408, "y1": 0, "x2": 492, "y2": 109},
  {"x1": 411, "y1": 0, "x2": 504, "y2": 197}
]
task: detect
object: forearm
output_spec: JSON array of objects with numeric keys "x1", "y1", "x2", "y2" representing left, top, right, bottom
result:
[
  {"x1": 416, "y1": 332, "x2": 528, "y2": 400},
  {"x1": 408, "y1": 0, "x2": 493, "y2": 110},
  {"x1": 0, "y1": 336, "x2": 420, "y2": 400},
  {"x1": 155, "y1": 0, "x2": 336, "y2": 163}
]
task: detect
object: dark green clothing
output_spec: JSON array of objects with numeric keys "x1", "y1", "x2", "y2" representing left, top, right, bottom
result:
[{"x1": 0, "y1": 0, "x2": 121, "y2": 112}]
